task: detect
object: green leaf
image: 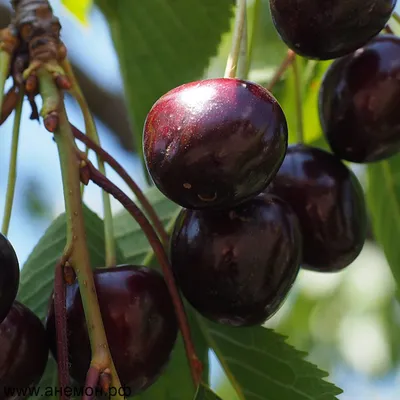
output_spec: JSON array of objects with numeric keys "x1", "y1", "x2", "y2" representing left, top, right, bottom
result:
[
  {"x1": 113, "y1": 187, "x2": 343, "y2": 399},
  {"x1": 134, "y1": 335, "x2": 197, "y2": 400},
  {"x1": 17, "y1": 205, "x2": 124, "y2": 400},
  {"x1": 62, "y1": 0, "x2": 93, "y2": 24},
  {"x1": 195, "y1": 384, "x2": 223, "y2": 400},
  {"x1": 197, "y1": 318, "x2": 342, "y2": 400},
  {"x1": 17, "y1": 205, "x2": 123, "y2": 320},
  {"x1": 96, "y1": 0, "x2": 234, "y2": 155},
  {"x1": 367, "y1": 155, "x2": 400, "y2": 296}
]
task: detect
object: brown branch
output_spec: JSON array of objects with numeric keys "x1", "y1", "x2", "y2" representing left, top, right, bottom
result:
[
  {"x1": 71, "y1": 124, "x2": 168, "y2": 245},
  {"x1": 53, "y1": 250, "x2": 73, "y2": 400},
  {"x1": 81, "y1": 159, "x2": 202, "y2": 386},
  {"x1": 0, "y1": 85, "x2": 18, "y2": 124},
  {"x1": 0, "y1": 3, "x2": 133, "y2": 149},
  {"x1": 267, "y1": 49, "x2": 296, "y2": 92}
]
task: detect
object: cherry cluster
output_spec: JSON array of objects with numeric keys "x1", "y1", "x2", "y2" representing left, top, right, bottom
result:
[
  {"x1": 143, "y1": 0, "x2": 400, "y2": 328},
  {"x1": 1, "y1": 0, "x2": 399, "y2": 397},
  {"x1": 0, "y1": 233, "x2": 48, "y2": 398},
  {"x1": 143, "y1": 77, "x2": 366, "y2": 327}
]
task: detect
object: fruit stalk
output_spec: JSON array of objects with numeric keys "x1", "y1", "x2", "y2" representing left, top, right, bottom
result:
[
  {"x1": 267, "y1": 49, "x2": 295, "y2": 91},
  {"x1": 292, "y1": 55, "x2": 304, "y2": 143},
  {"x1": 236, "y1": 6, "x2": 248, "y2": 79},
  {"x1": 0, "y1": 50, "x2": 10, "y2": 112},
  {"x1": 245, "y1": 0, "x2": 260, "y2": 77},
  {"x1": 224, "y1": 0, "x2": 248, "y2": 78},
  {"x1": 1, "y1": 90, "x2": 23, "y2": 236},
  {"x1": 80, "y1": 158, "x2": 203, "y2": 386},
  {"x1": 71, "y1": 124, "x2": 169, "y2": 245},
  {"x1": 37, "y1": 68, "x2": 124, "y2": 399},
  {"x1": 53, "y1": 251, "x2": 72, "y2": 400},
  {"x1": 61, "y1": 58, "x2": 116, "y2": 266}
]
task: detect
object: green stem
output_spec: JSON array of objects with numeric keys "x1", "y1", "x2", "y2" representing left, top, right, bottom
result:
[
  {"x1": 1, "y1": 92, "x2": 23, "y2": 236},
  {"x1": 236, "y1": 6, "x2": 248, "y2": 79},
  {"x1": 62, "y1": 59, "x2": 116, "y2": 266},
  {"x1": 292, "y1": 55, "x2": 304, "y2": 144},
  {"x1": 0, "y1": 51, "x2": 11, "y2": 114},
  {"x1": 245, "y1": 0, "x2": 260, "y2": 77},
  {"x1": 37, "y1": 68, "x2": 123, "y2": 399},
  {"x1": 392, "y1": 12, "x2": 400, "y2": 25},
  {"x1": 224, "y1": 0, "x2": 248, "y2": 78}
]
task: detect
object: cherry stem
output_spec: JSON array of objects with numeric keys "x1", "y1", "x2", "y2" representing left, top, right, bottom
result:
[
  {"x1": 237, "y1": 5, "x2": 248, "y2": 79},
  {"x1": 82, "y1": 366, "x2": 100, "y2": 400},
  {"x1": 70, "y1": 124, "x2": 169, "y2": 245},
  {"x1": 62, "y1": 59, "x2": 117, "y2": 267},
  {"x1": 224, "y1": 0, "x2": 248, "y2": 78},
  {"x1": 292, "y1": 54, "x2": 304, "y2": 144},
  {"x1": 392, "y1": 12, "x2": 400, "y2": 26},
  {"x1": 53, "y1": 250, "x2": 73, "y2": 400},
  {"x1": 0, "y1": 50, "x2": 11, "y2": 112},
  {"x1": 267, "y1": 49, "x2": 296, "y2": 91},
  {"x1": 245, "y1": 0, "x2": 260, "y2": 77},
  {"x1": 82, "y1": 159, "x2": 203, "y2": 386},
  {"x1": 37, "y1": 68, "x2": 123, "y2": 399},
  {"x1": 1, "y1": 89, "x2": 23, "y2": 236}
]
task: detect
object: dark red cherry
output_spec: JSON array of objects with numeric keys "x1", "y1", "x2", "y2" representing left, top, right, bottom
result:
[
  {"x1": 0, "y1": 233, "x2": 20, "y2": 323},
  {"x1": 320, "y1": 35, "x2": 400, "y2": 162},
  {"x1": 46, "y1": 265, "x2": 178, "y2": 395},
  {"x1": 267, "y1": 145, "x2": 367, "y2": 272},
  {"x1": 143, "y1": 78, "x2": 288, "y2": 210},
  {"x1": 170, "y1": 195, "x2": 302, "y2": 326},
  {"x1": 0, "y1": 301, "x2": 49, "y2": 400},
  {"x1": 269, "y1": 0, "x2": 396, "y2": 60}
]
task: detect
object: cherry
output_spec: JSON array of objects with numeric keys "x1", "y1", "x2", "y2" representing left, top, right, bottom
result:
[
  {"x1": 170, "y1": 195, "x2": 302, "y2": 326},
  {"x1": 0, "y1": 301, "x2": 49, "y2": 400},
  {"x1": 143, "y1": 78, "x2": 288, "y2": 210},
  {"x1": 267, "y1": 144, "x2": 367, "y2": 272},
  {"x1": 46, "y1": 265, "x2": 178, "y2": 395},
  {"x1": 319, "y1": 35, "x2": 400, "y2": 163},
  {"x1": 269, "y1": 0, "x2": 396, "y2": 60},
  {"x1": 0, "y1": 233, "x2": 20, "y2": 323}
]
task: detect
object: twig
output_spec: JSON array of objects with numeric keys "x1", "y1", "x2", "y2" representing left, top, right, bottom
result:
[
  {"x1": 62, "y1": 58, "x2": 116, "y2": 266},
  {"x1": 71, "y1": 124, "x2": 169, "y2": 245},
  {"x1": 81, "y1": 159, "x2": 202, "y2": 386},
  {"x1": 0, "y1": 86, "x2": 19, "y2": 125},
  {"x1": 224, "y1": 0, "x2": 248, "y2": 78},
  {"x1": 37, "y1": 69, "x2": 123, "y2": 399},
  {"x1": 245, "y1": 0, "x2": 260, "y2": 77},
  {"x1": 292, "y1": 55, "x2": 304, "y2": 143},
  {"x1": 72, "y1": 123, "x2": 168, "y2": 244},
  {"x1": 53, "y1": 249, "x2": 73, "y2": 400},
  {"x1": 267, "y1": 49, "x2": 296, "y2": 91},
  {"x1": 1, "y1": 89, "x2": 23, "y2": 235}
]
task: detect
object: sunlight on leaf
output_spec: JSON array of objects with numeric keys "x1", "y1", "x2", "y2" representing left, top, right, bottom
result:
[{"x1": 62, "y1": 0, "x2": 93, "y2": 24}]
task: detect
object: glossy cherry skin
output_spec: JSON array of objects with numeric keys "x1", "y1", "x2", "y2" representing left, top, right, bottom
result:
[
  {"x1": 320, "y1": 35, "x2": 400, "y2": 163},
  {"x1": 143, "y1": 78, "x2": 288, "y2": 210},
  {"x1": 0, "y1": 233, "x2": 20, "y2": 324},
  {"x1": 0, "y1": 301, "x2": 49, "y2": 400},
  {"x1": 267, "y1": 145, "x2": 367, "y2": 272},
  {"x1": 46, "y1": 265, "x2": 178, "y2": 395},
  {"x1": 269, "y1": 0, "x2": 396, "y2": 60},
  {"x1": 170, "y1": 195, "x2": 302, "y2": 326}
]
